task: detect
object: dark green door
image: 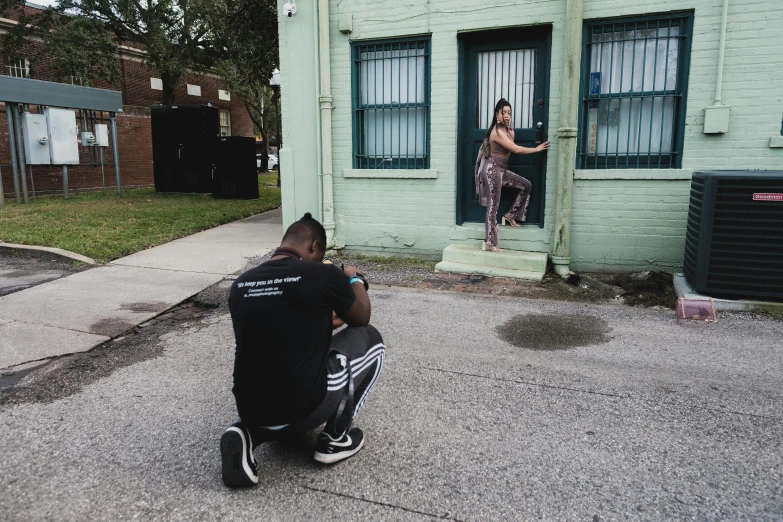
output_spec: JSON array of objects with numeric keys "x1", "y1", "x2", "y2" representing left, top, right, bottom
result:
[{"x1": 458, "y1": 27, "x2": 551, "y2": 227}]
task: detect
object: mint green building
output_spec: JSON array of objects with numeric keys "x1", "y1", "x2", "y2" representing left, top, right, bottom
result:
[{"x1": 276, "y1": 0, "x2": 783, "y2": 278}]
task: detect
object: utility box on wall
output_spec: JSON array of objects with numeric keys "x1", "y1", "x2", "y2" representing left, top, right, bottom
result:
[
  {"x1": 94, "y1": 124, "x2": 109, "y2": 147},
  {"x1": 21, "y1": 113, "x2": 52, "y2": 165},
  {"x1": 45, "y1": 108, "x2": 80, "y2": 164},
  {"x1": 703, "y1": 105, "x2": 731, "y2": 134}
]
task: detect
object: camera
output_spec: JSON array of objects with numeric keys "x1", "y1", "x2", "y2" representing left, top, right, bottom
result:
[{"x1": 283, "y1": 2, "x2": 296, "y2": 17}]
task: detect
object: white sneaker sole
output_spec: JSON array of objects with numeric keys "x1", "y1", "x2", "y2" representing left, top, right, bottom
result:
[
  {"x1": 313, "y1": 436, "x2": 365, "y2": 465},
  {"x1": 221, "y1": 427, "x2": 258, "y2": 487}
]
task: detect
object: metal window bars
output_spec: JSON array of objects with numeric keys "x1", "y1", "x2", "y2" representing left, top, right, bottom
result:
[
  {"x1": 578, "y1": 17, "x2": 688, "y2": 169},
  {"x1": 476, "y1": 49, "x2": 536, "y2": 130},
  {"x1": 5, "y1": 58, "x2": 30, "y2": 78},
  {"x1": 353, "y1": 39, "x2": 430, "y2": 169}
]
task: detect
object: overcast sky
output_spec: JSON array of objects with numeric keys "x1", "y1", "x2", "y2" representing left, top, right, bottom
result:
[{"x1": 29, "y1": 0, "x2": 58, "y2": 6}]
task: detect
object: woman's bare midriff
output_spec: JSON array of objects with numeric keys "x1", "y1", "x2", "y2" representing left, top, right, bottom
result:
[{"x1": 489, "y1": 127, "x2": 514, "y2": 160}]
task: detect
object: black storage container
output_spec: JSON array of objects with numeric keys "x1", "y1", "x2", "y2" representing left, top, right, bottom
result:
[
  {"x1": 151, "y1": 105, "x2": 219, "y2": 193},
  {"x1": 212, "y1": 136, "x2": 259, "y2": 200},
  {"x1": 684, "y1": 170, "x2": 783, "y2": 300}
]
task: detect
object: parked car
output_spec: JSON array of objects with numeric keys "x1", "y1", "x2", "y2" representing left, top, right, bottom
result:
[{"x1": 257, "y1": 153, "x2": 278, "y2": 171}]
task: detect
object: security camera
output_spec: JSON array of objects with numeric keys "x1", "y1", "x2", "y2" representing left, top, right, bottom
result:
[{"x1": 283, "y1": 2, "x2": 296, "y2": 17}]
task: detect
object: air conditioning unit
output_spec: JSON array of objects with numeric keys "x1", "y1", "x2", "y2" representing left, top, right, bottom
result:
[{"x1": 684, "y1": 170, "x2": 783, "y2": 300}]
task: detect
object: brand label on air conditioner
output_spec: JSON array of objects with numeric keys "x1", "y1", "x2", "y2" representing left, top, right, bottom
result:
[{"x1": 753, "y1": 193, "x2": 783, "y2": 201}]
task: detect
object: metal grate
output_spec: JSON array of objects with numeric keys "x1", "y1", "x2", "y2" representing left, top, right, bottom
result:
[
  {"x1": 683, "y1": 175, "x2": 704, "y2": 283},
  {"x1": 706, "y1": 178, "x2": 783, "y2": 293},
  {"x1": 476, "y1": 49, "x2": 536, "y2": 129},
  {"x1": 353, "y1": 38, "x2": 430, "y2": 169},
  {"x1": 578, "y1": 15, "x2": 690, "y2": 169}
]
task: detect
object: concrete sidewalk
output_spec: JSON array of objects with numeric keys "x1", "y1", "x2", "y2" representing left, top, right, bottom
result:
[{"x1": 0, "y1": 209, "x2": 282, "y2": 369}]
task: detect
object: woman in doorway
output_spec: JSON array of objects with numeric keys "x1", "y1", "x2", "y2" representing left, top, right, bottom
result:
[{"x1": 481, "y1": 98, "x2": 549, "y2": 252}]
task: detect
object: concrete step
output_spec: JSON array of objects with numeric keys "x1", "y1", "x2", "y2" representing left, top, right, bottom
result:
[
  {"x1": 433, "y1": 261, "x2": 545, "y2": 282},
  {"x1": 440, "y1": 243, "x2": 548, "y2": 273},
  {"x1": 434, "y1": 244, "x2": 548, "y2": 282}
]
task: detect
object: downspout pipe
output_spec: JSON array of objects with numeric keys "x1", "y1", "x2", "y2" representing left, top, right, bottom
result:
[
  {"x1": 13, "y1": 104, "x2": 29, "y2": 203},
  {"x1": 5, "y1": 103, "x2": 22, "y2": 204},
  {"x1": 317, "y1": 0, "x2": 336, "y2": 249},
  {"x1": 551, "y1": 0, "x2": 584, "y2": 277},
  {"x1": 713, "y1": 0, "x2": 729, "y2": 105}
]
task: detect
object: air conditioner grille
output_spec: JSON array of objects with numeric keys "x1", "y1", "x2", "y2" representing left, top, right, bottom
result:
[{"x1": 706, "y1": 177, "x2": 783, "y2": 295}]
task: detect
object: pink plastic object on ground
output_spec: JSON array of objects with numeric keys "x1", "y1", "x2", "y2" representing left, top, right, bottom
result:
[{"x1": 676, "y1": 298, "x2": 717, "y2": 322}]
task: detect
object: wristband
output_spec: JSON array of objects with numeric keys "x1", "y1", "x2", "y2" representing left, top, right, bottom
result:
[{"x1": 348, "y1": 272, "x2": 369, "y2": 291}]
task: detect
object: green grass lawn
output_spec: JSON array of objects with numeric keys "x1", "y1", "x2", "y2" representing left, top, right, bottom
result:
[{"x1": 0, "y1": 173, "x2": 281, "y2": 263}]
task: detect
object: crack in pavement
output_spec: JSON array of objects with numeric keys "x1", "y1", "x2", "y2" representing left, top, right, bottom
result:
[
  {"x1": 301, "y1": 484, "x2": 467, "y2": 521},
  {"x1": 107, "y1": 263, "x2": 232, "y2": 276},
  {"x1": 423, "y1": 366, "x2": 628, "y2": 399},
  {"x1": 423, "y1": 366, "x2": 782, "y2": 422}
]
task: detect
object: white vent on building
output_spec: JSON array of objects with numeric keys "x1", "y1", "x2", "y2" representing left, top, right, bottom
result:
[
  {"x1": 150, "y1": 77, "x2": 163, "y2": 90},
  {"x1": 219, "y1": 90, "x2": 231, "y2": 101},
  {"x1": 187, "y1": 84, "x2": 201, "y2": 96}
]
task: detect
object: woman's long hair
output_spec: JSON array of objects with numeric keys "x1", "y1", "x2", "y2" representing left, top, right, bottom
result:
[{"x1": 483, "y1": 98, "x2": 512, "y2": 142}]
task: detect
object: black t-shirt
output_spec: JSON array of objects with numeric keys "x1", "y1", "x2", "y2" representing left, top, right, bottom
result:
[{"x1": 228, "y1": 257, "x2": 356, "y2": 427}]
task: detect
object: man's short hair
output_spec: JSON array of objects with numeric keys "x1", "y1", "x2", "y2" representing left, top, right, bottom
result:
[{"x1": 282, "y1": 213, "x2": 327, "y2": 251}]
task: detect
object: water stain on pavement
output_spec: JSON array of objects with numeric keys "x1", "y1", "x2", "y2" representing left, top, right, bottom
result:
[
  {"x1": 120, "y1": 302, "x2": 169, "y2": 313},
  {"x1": 497, "y1": 314, "x2": 612, "y2": 350},
  {"x1": 90, "y1": 318, "x2": 135, "y2": 337}
]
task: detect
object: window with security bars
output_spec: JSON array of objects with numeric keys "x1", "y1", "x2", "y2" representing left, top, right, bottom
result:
[
  {"x1": 476, "y1": 49, "x2": 536, "y2": 129},
  {"x1": 219, "y1": 109, "x2": 231, "y2": 136},
  {"x1": 352, "y1": 38, "x2": 430, "y2": 169},
  {"x1": 578, "y1": 14, "x2": 692, "y2": 169},
  {"x1": 5, "y1": 57, "x2": 30, "y2": 78}
]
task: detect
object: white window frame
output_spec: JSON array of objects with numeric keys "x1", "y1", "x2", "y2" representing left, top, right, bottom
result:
[
  {"x1": 5, "y1": 57, "x2": 30, "y2": 78},
  {"x1": 219, "y1": 109, "x2": 231, "y2": 136}
]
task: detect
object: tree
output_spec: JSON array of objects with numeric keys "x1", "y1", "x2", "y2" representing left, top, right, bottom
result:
[
  {"x1": 2, "y1": 0, "x2": 279, "y2": 107},
  {"x1": 209, "y1": 0, "x2": 278, "y2": 167},
  {"x1": 2, "y1": 1, "x2": 121, "y2": 88}
]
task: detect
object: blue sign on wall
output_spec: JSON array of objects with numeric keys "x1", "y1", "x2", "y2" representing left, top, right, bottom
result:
[{"x1": 589, "y1": 72, "x2": 601, "y2": 96}]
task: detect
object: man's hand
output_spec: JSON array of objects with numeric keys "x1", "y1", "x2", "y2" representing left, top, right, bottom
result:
[
  {"x1": 340, "y1": 264, "x2": 371, "y2": 326},
  {"x1": 332, "y1": 311, "x2": 345, "y2": 330},
  {"x1": 343, "y1": 264, "x2": 359, "y2": 278}
]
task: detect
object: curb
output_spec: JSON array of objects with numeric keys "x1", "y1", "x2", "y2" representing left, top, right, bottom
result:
[
  {"x1": 673, "y1": 274, "x2": 783, "y2": 314},
  {"x1": 0, "y1": 243, "x2": 96, "y2": 265}
]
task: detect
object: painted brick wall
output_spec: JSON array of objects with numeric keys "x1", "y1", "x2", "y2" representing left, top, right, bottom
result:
[
  {"x1": 571, "y1": 0, "x2": 783, "y2": 272},
  {"x1": 570, "y1": 179, "x2": 691, "y2": 271},
  {"x1": 281, "y1": 0, "x2": 783, "y2": 270},
  {"x1": 326, "y1": 0, "x2": 567, "y2": 256}
]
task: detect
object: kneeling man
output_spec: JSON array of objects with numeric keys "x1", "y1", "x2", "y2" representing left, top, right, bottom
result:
[{"x1": 221, "y1": 213, "x2": 385, "y2": 487}]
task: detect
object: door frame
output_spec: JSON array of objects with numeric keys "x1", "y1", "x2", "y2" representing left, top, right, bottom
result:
[{"x1": 456, "y1": 25, "x2": 553, "y2": 227}]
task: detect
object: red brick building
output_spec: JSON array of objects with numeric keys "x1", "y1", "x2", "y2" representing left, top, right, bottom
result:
[{"x1": 1, "y1": 3, "x2": 254, "y2": 196}]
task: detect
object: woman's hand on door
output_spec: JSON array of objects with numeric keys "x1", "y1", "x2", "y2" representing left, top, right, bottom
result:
[{"x1": 535, "y1": 141, "x2": 550, "y2": 152}]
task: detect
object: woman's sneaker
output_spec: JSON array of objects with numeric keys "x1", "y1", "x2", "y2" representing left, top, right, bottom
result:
[
  {"x1": 313, "y1": 427, "x2": 365, "y2": 464},
  {"x1": 220, "y1": 422, "x2": 258, "y2": 488}
]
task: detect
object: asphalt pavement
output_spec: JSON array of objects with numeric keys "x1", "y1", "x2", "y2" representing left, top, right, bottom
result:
[{"x1": 1, "y1": 286, "x2": 781, "y2": 521}]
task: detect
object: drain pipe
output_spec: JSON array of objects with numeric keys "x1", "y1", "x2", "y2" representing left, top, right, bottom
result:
[
  {"x1": 551, "y1": 0, "x2": 584, "y2": 278},
  {"x1": 5, "y1": 103, "x2": 22, "y2": 204},
  {"x1": 317, "y1": 0, "x2": 336, "y2": 249},
  {"x1": 714, "y1": 0, "x2": 729, "y2": 105}
]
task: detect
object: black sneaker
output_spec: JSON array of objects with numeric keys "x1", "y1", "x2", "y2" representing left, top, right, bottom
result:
[
  {"x1": 220, "y1": 422, "x2": 258, "y2": 488},
  {"x1": 313, "y1": 427, "x2": 365, "y2": 464}
]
